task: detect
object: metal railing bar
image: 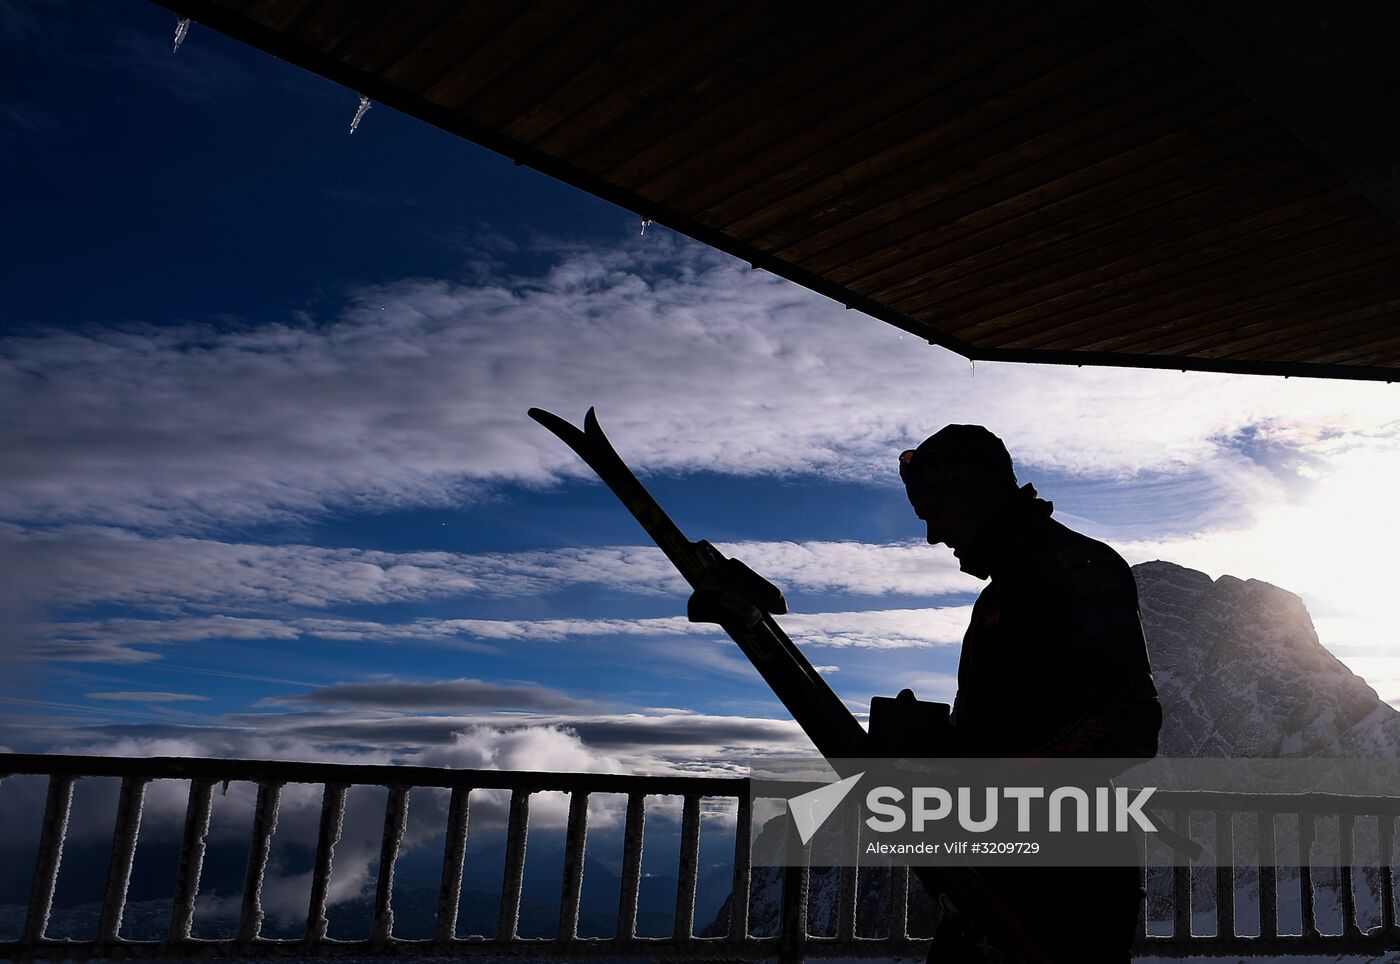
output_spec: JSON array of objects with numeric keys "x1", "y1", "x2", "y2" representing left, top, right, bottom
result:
[
  {"x1": 616, "y1": 792, "x2": 646, "y2": 940},
  {"x1": 889, "y1": 864, "x2": 908, "y2": 941},
  {"x1": 1259, "y1": 811, "x2": 1278, "y2": 940},
  {"x1": 305, "y1": 783, "x2": 347, "y2": 944},
  {"x1": 0, "y1": 753, "x2": 748, "y2": 797},
  {"x1": 238, "y1": 781, "x2": 282, "y2": 943},
  {"x1": 168, "y1": 777, "x2": 216, "y2": 942},
  {"x1": 372, "y1": 786, "x2": 410, "y2": 943},
  {"x1": 1382, "y1": 815, "x2": 1396, "y2": 937},
  {"x1": 1299, "y1": 812, "x2": 1317, "y2": 939},
  {"x1": 557, "y1": 790, "x2": 589, "y2": 942},
  {"x1": 1172, "y1": 809, "x2": 1190, "y2": 942},
  {"x1": 1135, "y1": 825, "x2": 1148, "y2": 944},
  {"x1": 498, "y1": 789, "x2": 531, "y2": 942},
  {"x1": 1339, "y1": 812, "x2": 1359, "y2": 938},
  {"x1": 98, "y1": 775, "x2": 147, "y2": 942},
  {"x1": 1214, "y1": 810, "x2": 1233, "y2": 939},
  {"x1": 729, "y1": 795, "x2": 751, "y2": 941},
  {"x1": 673, "y1": 794, "x2": 701, "y2": 939},
  {"x1": 436, "y1": 785, "x2": 471, "y2": 943},
  {"x1": 778, "y1": 827, "x2": 809, "y2": 964},
  {"x1": 836, "y1": 804, "x2": 859, "y2": 942},
  {"x1": 22, "y1": 774, "x2": 74, "y2": 944}
]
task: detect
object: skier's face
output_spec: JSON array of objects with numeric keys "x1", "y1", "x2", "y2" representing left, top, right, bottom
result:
[
  {"x1": 912, "y1": 489, "x2": 985, "y2": 551},
  {"x1": 902, "y1": 451, "x2": 996, "y2": 551},
  {"x1": 912, "y1": 493, "x2": 960, "y2": 548}
]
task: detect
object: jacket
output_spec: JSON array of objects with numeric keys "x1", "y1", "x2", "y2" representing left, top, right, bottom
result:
[{"x1": 948, "y1": 484, "x2": 1161, "y2": 761}]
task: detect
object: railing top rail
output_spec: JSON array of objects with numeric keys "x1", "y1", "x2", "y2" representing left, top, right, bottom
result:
[
  {"x1": 1146, "y1": 787, "x2": 1400, "y2": 816},
  {"x1": 0, "y1": 753, "x2": 749, "y2": 796},
  {"x1": 7, "y1": 754, "x2": 1400, "y2": 815}
]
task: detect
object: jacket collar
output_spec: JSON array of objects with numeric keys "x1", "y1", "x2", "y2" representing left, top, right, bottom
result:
[{"x1": 953, "y1": 483, "x2": 1055, "y2": 580}]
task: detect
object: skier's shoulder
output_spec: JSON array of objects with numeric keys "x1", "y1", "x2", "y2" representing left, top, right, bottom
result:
[{"x1": 1031, "y1": 518, "x2": 1136, "y2": 599}]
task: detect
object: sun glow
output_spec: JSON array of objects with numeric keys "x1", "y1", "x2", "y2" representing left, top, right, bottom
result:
[{"x1": 1123, "y1": 438, "x2": 1400, "y2": 704}]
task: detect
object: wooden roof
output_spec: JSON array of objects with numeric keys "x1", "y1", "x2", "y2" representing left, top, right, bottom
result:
[{"x1": 155, "y1": 0, "x2": 1400, "y2": 381}]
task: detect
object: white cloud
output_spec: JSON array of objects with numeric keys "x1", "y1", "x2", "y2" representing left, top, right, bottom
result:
[
  {"x1": 267, "y1": 677, "x2": 598, "y2": 713},
  {"x1": 34, "y1": 615, "x2": 300, "y2": 662},
  {"x1": 30, "y1": 606, "x2": 972, "y2": 662},
  {"x1": 4, "y1": 238, "x2": 1395, "y2": 531},
  {"x1": 896, "y1": 672, "x2": 960, "y2": 705},
  {"x1": 2, "y1": 525, "x2": 981, "y2": 618},
  {"x1": 783, "y1": 607, "x2": 969, "y2": 648},
  {"x1": 86, "y1": 690, "x2": 210, "y2": 702},
  {"x1": 28, "y1": 705, "x2": 808, "y2": 779},
  {"x1": 719, "y1": 539, "x2": 980, "y2": 597},
  {"x1": 1, "y1": 525, "x2": 657, "y2": 612}
]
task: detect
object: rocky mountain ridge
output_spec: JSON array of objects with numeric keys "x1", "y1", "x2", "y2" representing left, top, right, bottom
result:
[{"x1": 1134, "y1": 560, "x2": 1396, "y2": 758}]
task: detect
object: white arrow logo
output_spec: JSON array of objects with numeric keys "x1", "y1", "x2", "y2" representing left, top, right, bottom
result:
[{"x1": 787, "y1": 771, "x2": 864, "y2": 844}]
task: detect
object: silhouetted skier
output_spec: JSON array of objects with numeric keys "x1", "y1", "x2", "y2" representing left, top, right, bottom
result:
[{"x1": 898, "y1": 425, "x2": 1161, "y2": 962}]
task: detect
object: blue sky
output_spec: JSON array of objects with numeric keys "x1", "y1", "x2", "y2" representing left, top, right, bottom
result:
[{"x1": 5, "y1": 0, "x2": 1400, "y2": 779}]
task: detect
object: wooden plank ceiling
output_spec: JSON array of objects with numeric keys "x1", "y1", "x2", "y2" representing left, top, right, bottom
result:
[{"x1": 154, "y1": 0, "x2": 1400, "y2": 381}]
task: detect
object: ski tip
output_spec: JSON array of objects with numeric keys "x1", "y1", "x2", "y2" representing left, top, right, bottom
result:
[
  {"x1": 529, "y1": 406, "x2": 607, "y2": 448},
  {"x1": 527, "y1": 407, "x2": 578, "y2": 437}
]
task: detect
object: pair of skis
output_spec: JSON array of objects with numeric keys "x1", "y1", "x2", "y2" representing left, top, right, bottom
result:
[{"x1": 529, "y1": 407, "x2": 1050, "y2": 963}]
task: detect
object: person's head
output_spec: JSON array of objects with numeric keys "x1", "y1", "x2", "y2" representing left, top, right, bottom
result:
[{"x1": 899, "y1": 424, "x2": 1017, "y2": 550}]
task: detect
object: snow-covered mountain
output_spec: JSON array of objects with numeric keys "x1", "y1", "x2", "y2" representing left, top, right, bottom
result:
[{"x1": 1135, "y1": 560, "x2": 1399, "y2": 759}]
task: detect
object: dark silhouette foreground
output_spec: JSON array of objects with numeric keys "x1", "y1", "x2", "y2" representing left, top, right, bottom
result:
[{"x1": 897, "y1": 425, "x2": 1162, "y2": 962}]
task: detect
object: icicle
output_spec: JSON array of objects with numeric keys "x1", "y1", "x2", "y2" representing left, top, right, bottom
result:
[
  {"x1": 639, "y1": 218, "x2": 653, "y2": 236},
  {"x1": 349, "y1": 94, "x2": 372, "y2": 135},
  {"x1": 969, "y1": 358, "x2": 976, "y2": 377},
  {"x1": 172, "y1": 17, "x2": 191, "y2": 53}
]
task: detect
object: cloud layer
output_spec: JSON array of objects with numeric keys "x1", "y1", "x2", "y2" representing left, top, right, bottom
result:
[
  {"x1": 9, "y1": 235, "x2": 1400, "y2": 755},
  {"x1": 6, "y1": 237, "x2": 1395, "y2": 531},
  {"x1": 32, "y1": 605, "x2": 972, "y2": 663},
  {"x1": 269, "y1": 677, "x2": 599, "y2": 713},
  {"x1": 2, "y1": 526, "x2": 980, "y2": 614}
]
